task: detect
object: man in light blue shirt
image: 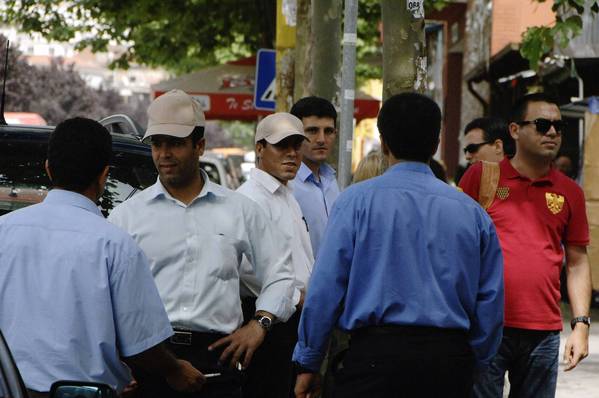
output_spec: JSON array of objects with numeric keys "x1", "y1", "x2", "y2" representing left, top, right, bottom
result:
[
  {"x1": 0, "y1": 118, "x2": 204, "y2": 396},
  {"x1": 293, "y1": 93, "x2": 504, "y2": 398},
  {"x1": 290, "y1": 96, "x2": 340, "y2": 257}
]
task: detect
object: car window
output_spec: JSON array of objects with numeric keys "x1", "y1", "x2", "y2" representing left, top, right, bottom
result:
[
  {"x1": 200, "y1": 161, "x2": 221, "y2": 185},
  {"x1": 0, "y1": 135, "x2": 158, "y2": 217},
  {"x1": 98, "y1": 150, "x2": 157, "y2": 217},
  {"x1": 0, "y1": 139, "x2": 49, "y2": 216}
]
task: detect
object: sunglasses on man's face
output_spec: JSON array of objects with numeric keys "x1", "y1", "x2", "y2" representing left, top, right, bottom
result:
[
  {"x1": 463, "y1": 141, "x2": 491, "y2": 154},
  {"x1": 517, "y1": 118, "x2": 566, "y2": 135}
]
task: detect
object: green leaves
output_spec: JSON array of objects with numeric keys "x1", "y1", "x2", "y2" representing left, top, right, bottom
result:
[{"x1": 521, "y1": 0, "x2": 598, "y2": 70}]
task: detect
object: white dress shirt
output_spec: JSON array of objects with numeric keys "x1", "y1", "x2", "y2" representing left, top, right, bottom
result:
[
  {"x1": 237, "y1": 168, "x2": 314, "y2": 304},
  {"x1": 108, "y1": 170, "x2": 296, "y2": 334}
]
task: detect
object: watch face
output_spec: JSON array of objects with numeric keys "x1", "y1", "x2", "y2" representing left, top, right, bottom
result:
[{"x1": 260, "y1": 317, "x2": 272, "y2": 328}]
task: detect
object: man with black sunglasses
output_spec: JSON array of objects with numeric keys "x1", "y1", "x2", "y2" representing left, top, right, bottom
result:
[
  {"x1": 460, "y1": 93, "x2": 592, "y2": 398},
  {"x1": 463, "y1": 117, "x2": 514, "y2": 164}
]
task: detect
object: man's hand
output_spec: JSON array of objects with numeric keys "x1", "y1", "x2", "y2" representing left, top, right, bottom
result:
[
  {"x1": 295, "y1": 372, "x2": 321, "y2": 398},
  {"x1": 165, "y1": 359, "x2": 205, "y2": 392},
  {"x1": 208, "y1": 321, "x2": 266, "y2": 369},
  {"x1": 563, "y1": 325, "x2": 589, "y2": 371},
  {"x1": 297, "y1": 290, "x2": 306, "y2": 309}
]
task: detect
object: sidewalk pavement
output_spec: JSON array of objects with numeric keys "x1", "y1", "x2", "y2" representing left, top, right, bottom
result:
[{"x1": 556, "y1": 321, "x2": 599, "y2": 398}]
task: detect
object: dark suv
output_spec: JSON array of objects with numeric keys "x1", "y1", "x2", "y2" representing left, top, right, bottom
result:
[{"x1": 0, "y1": 123, "x2": 157, "y2": 217}]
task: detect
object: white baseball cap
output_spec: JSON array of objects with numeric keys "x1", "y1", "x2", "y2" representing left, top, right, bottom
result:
[
  {"x1": 143, "y1": 89, "x2": 206, "y2": 142},
  {"x1": 255, "y1": 112, "x2": 308, "y2": 144}
]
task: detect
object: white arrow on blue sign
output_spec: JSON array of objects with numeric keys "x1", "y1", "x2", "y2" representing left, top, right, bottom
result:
[{"x1": 254, "y1": 49, "x2": 276, "y2": 111}]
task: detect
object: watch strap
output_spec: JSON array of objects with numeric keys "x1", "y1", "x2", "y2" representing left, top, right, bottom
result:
[{"x1": 570, "y1": 316, "x2": 591, "y2": 330}]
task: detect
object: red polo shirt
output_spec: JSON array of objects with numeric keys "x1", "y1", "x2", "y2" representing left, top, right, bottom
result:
[{"x1": 459, "y1": 158, "x2": 589, "y2": 330}]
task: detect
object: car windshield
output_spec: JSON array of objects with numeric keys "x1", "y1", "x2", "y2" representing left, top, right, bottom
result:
[{"x1": 0, "y1": 137, "x2": 157, "y2": 217}]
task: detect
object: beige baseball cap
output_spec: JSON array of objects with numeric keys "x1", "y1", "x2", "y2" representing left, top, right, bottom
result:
[
  {"x1": 255, "y1": 112, "x2": 308, "y2": 144},
  {"x1": 143, "y1": 89, "x2": 206, "y2": 142}
]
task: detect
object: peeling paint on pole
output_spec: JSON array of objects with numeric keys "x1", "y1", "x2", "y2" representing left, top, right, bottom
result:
[{"x1": 382, "y1": 0, "x2": 426, "y2": 99}]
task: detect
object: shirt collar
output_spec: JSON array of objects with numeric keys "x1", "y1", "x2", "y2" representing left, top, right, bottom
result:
[
  {"x1": 297, "y1": 162, "x2": 336, "y2": 183},
  {"x1": 250, "y1": 168, "x2": 286, "y2": 194},
  {"x1": 385, "y1": 161, "x2": 434, "y2": 176},
  {"x1": 145, "y1": 169, "x2": 227, "y2": 203},
  {"x1": 43, "y1": 189, "x2": 103, "y2": 216},
  {"x1": 500, "y1": 157, "x2": 555, "y2": 185}
]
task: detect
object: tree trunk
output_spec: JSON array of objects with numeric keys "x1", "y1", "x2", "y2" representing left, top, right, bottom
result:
[
  {"x1": 309, "y1": 0, "x2": 342, "y2": 102},
  {"x1": 381, "y1": 0, "x2": 427, "y2": 100},
  {"x1": 294, "y1": 0, "x2": 312, "y2": 102}
]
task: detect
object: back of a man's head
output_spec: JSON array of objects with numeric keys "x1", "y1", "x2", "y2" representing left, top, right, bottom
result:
[
  {"x1": 464, "y1": 117, "x2": 514, "y2": 157},
  {"x1": 290, "y1": 96, "x2": 337, "y2": 124},
  {"x1": 377, "y1": 93, "x2": 441, "y2": 163},
  {"x1": 47, "y1": 117, "x2": 112, "y2": 192},
  {"x1": 510, "y1": 92, "x2": 559, "y2": 122}
]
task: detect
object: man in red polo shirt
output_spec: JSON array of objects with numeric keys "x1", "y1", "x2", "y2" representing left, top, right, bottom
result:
[{"x1": 460, "y1": 93, "x2": 592, "y2": 398}]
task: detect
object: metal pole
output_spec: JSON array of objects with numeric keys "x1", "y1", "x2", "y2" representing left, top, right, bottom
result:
[{"x1": 337, "y1": 0, "x2": 358, "y2": 189}]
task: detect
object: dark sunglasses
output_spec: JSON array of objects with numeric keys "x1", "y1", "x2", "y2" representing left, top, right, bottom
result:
[
  {"x1": 463, "y1": 141, "x2": 491, "y2": 154},
  {"x1": 517, "y1": 118, "x2": 566, "y2": 135}
]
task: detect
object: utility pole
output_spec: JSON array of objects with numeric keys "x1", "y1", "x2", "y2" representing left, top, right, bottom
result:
[{"x1": 337, "y1": 0, "x2": 358, "y2": 189}]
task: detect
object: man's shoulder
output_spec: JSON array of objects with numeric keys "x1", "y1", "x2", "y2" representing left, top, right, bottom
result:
[{"x1": 552, "y1": 170, "x2": 584, "y2": 196}]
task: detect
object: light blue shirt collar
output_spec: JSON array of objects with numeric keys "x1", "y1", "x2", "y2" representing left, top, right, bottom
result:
[
  {"x1": 297, "y1": 162, "x2": 336, "y2": 183},
  {"x1": 385, "y1": 161, "x2": 434, "y2": 176},
  {"x1": 44, "y1": 189, "x2": 103, "y2": 217},
  {"x1": 145, "y1": 169, "x2": 227, "y2": 204}
]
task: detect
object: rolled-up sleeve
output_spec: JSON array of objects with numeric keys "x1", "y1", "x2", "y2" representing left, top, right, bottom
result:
[
  {"x1": 469, "y1": 213, "x2": 504, "y2": 367},
  {"x1": 244, "y1": 202, "x2": 296, "y2": 322}
]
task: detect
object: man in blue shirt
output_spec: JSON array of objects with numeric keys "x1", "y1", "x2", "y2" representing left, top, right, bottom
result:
[
  {"x1": 0, "y1": 118, "x2": 204, "y2": 396},
  {"x1": 290, "y1": 96, "x2": 340, "y2": 257},
  {"x1": 292, "y1": 93, "x2": 505, "y2": 398}
]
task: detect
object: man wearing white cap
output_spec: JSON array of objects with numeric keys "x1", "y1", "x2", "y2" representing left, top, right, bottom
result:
[
  {"x1": 108, "y1": 89, "x2": 296, "y2": 398},
  {"x1": 236, "y1": 113, "x2": 314, "y2": 398}
]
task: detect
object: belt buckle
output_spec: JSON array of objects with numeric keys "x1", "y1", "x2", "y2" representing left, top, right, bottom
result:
[{"x1": 170, "y1": 330, "x2": 192, "y2": 345}]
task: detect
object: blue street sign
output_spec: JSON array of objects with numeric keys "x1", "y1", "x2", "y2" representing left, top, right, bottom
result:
[{"x1": 254, "y1": 49, "x2": 276, "y2": 111}]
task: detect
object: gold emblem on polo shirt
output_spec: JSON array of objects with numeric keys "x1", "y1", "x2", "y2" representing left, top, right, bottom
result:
[
  {"x1": 545, "y1": 192, "x2": 564, "y2": 215},
  {"x1": 496, "y1": 187, "x2": 510, "y2": 200}
]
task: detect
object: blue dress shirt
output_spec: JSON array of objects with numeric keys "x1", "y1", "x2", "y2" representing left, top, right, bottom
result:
[
  {"x1": 292, "y1": 162, "x2": 504, "y2": 371},
  {"x1": 0, "y1": 189, "x2": 173, "y2": 392},
  {"x1": 292, "y1": 162, "x2": 340, "y2": 257}
]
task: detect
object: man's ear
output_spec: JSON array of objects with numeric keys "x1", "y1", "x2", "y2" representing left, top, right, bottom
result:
[
  {"x1": 255, "y1": 141, "x2": 265, "y2": 166},
  {"x1": 195, "y1": 137, "x2": 206, "y2": 157},
  {"x1": 44, "y1": 159, "x2": 53, "y2": 181},
  {"x1": 509, "y1": 122, "x2": 519, "y2": 141},
  {"x1": 493, "y1": 139, "x2": 504, "y2": 155}
]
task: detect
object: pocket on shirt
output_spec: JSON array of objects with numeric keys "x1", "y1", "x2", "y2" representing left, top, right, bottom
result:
[{"x1": 202, "y1": 233, "x2": 241, "y2": 281}]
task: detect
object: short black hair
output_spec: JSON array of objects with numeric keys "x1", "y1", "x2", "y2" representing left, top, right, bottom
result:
[
  {"x1": 290, "y1": 96, "x2": 337, "y2": 124},
  {"x1": 511, "y1": 93, "x2": 559, "y2": 122},
  {"x1": 464, "y1": 117, "x2": 514, "y2": 157},
  {"x1": 47, "y1": 117, "x2": 112, "y2": 192},
  {"x1": 190, "y1": 126, "x2": 205, "y2": 145},
  {"x1": 377, "y1": 93, "x2": 441, "y2": 163}
]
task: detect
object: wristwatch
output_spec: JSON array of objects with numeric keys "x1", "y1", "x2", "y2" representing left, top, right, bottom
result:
[
  {"x1": 253, "y1": 314, "x2": 273, "y2": 331},
  {"x1": 570, "y1": 316, "x2": 591, "y2": 330}
]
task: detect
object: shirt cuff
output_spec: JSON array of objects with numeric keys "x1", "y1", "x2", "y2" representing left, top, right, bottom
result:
[
  {"x1": 255, "y1": 294, "x2": 295, "y2": 323},
  {"x1": 292, "y1": 341, "x2": 325, "y2": 372}
]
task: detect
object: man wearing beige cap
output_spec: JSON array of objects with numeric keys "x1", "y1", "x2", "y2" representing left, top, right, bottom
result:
[
  {"x1": 109, "y1": 90, "x2": 296, "y2": 398},
  {"x1": 236, "y1": 113, "x2": 314, "y2": 398}
]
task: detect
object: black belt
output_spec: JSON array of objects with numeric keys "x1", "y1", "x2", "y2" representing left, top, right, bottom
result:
[
  {"x1": 351, "y1": 325, "x2": 467, "y2": 339},
  {"x1": 169, "y1": 328, "x2": 226, "y2": 346}
]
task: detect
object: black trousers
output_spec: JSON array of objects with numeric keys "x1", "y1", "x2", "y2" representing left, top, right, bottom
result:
[
  {"x1": 131, "y1": 331, "x2": 242, "y2": 398},
  {"x1": 333, "y1": 325, "x2": 475, "y2": 398},
  {"x1": 241, "y1": 297, "x2": 300, "y2": 398}
]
